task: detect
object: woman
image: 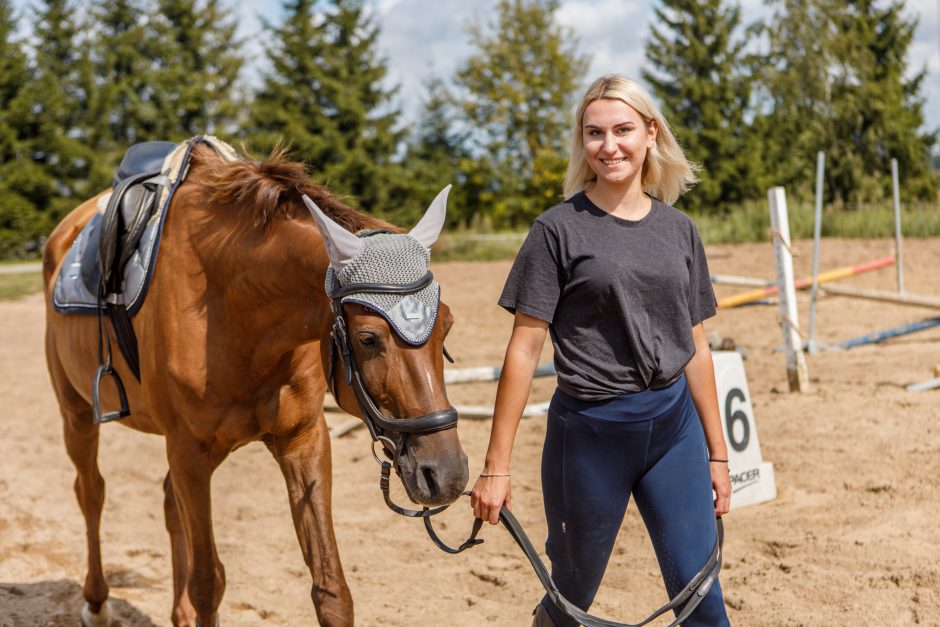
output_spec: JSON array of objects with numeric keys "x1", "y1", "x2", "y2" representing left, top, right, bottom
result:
[{"x1": 470, "y1": 75, "x2": 731, "y2": 627}]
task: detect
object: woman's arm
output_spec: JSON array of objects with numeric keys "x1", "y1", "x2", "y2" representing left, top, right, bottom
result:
[
  {"x1": 684, "y1": 323, "x2": 732, "y2": 516},
  {"x1": 470, "y1": 311, "x2": 549, "y2": 524}
]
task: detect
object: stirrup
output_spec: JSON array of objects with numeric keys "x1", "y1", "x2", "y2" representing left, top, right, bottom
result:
[{"x1": 92, "y1": 364, "x2": 131, "y2": 424}]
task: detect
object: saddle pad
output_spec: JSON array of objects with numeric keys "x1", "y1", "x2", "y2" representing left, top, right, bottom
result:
[{"x1": 53, "y1": 136, "x2": 239, "y2": 315}]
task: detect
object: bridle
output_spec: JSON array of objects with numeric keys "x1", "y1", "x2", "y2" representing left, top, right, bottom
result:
[
  {"x1": 325, "y1": 267, "x2": 723, "y2": 626},
  {"x1": 324, "y1": 269, "x2": 472, "y2": 525}
]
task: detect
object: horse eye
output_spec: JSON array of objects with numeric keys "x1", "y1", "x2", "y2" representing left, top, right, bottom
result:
[{"x1": 358, "y1": 333, "x2": 377, "y2": 346}]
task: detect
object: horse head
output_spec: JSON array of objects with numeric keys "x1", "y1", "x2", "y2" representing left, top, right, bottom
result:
[{"x1": 305, "y1": 187, "x2": 469, "y2": 506}]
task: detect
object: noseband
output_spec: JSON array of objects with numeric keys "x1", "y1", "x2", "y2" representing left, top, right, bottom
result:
[{"x1": 325, "y1": 270, "x2": 458, "y2": 465}]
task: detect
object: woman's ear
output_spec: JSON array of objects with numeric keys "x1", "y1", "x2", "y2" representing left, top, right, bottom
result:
[{"x1": 647, "y1": 119, "x2": 659, "y2": 148}]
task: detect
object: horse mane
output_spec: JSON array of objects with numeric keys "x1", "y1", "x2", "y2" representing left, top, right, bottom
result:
[{"x1": 188, "y1": 142, "x2": 396, "y2": 234}]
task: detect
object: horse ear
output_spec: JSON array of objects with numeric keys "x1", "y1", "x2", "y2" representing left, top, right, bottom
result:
[
  {"x1": 301, "y1": 194, "x2": 364, "y2": 271},
  {"x1": 409, "y1": 184, "x2": 451, "y2": 252}
]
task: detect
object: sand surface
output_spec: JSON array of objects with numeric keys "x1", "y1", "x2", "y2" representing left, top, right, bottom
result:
[{"x1": 1, "y1": 237, "x2": 938, "y2": 626}]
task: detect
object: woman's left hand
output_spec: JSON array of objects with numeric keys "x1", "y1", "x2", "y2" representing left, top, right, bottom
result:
[{"x1": 710, "y1": 460, "x2": 732, "y2": 516}]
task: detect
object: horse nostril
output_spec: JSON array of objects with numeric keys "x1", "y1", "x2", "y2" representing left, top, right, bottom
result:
[{"x1": 421, "y1": 466, "x2": 439, "y2": 500}]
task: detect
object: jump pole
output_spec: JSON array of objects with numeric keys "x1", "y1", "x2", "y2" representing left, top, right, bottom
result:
[
  {"x1": 717, "y1": 257, "x2": 894, "y2": 309},
  {"x1": 891, "y1": 158, "x2": 905, "y2": 293},
  {"x1": 833, "y1": 316, "x2": 940, "y2": 351},
  {"x1": 768, "y1": 187, "x2": 810, "y2": 392},
  {"x1": 808, "y1": 151, "x2": 826, "y2": 353}
]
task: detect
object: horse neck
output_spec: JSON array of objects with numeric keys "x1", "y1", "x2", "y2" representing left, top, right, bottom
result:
[{"x1": 192, "y1": 210, "x2": 334, "y2": 379}]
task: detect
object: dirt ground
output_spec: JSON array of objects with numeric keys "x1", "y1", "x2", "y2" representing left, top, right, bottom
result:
[{"x1": 1, "y1": 237, "x2": 939, "y2": 626}]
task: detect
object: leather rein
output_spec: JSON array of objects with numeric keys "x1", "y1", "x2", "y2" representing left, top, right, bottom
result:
[{"x1": 326, "y1": 272, "x2": 723, "y2": 625}]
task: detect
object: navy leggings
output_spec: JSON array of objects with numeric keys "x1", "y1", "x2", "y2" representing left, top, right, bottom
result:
[{"x1": 539, "y1": 375, "x2": 729, "y2": 627}]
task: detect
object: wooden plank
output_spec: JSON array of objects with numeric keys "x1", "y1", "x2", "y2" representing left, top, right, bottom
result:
[{"x1": 768, "y1": 187, "x2": 810, "y2": 393}]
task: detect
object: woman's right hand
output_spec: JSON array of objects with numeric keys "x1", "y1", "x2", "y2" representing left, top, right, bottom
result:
[{"x1": 470, "y1": 474, "x2": 512, "y2": 525}]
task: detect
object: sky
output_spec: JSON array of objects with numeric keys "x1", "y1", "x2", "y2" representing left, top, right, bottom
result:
[
  {"x1": 12, "y1": 0, "x2": 940, "y2": 138},
  {"x1": 235, "y1": 0, "x2": 940, "y2": 137}
]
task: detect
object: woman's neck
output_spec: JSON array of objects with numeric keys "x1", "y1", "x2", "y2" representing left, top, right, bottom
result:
[{"x1": 586, "y1": 180, "x2": 651, "y2": 221}]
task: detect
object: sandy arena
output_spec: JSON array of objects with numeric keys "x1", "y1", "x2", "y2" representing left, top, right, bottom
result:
[{"x1": 1, "y1": 237, "x2": 939, "y2": 626}]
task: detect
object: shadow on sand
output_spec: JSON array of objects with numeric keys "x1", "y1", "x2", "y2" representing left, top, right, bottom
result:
[{"x1": 0, "y1": 579, "x2": 158, "y2": 626}]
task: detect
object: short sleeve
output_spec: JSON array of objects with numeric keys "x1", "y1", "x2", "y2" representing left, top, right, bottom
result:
[
  {"x1": 498, "y1": 220, "x2": 563, "y2": 323},
  {"x1": 688, "y1": 224, "x2": 717, "y2": 326}
]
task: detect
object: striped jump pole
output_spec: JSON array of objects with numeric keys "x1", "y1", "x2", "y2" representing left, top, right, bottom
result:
[
  {"x1": 718, "y1": 256, "x2": 895, "y2": 309},
  {"x1": 835, "y1": 316, "x2": 940, "y2": 350}
]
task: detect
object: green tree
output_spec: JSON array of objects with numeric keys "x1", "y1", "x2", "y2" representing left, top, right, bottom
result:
[
  {"x1": 0, "y1": 0, "x2": 48, "y2": 258},
  {"x1": 9, "y1": 0, "x2": 96, "y2": 235},
  {"x1": 454, "y1": 0, "x2": 589, "y2": 227},
  {"x1": 824, "y1": 0, "x2": 936, "y2": 203},
  {"x1": 644, "y1": 0, "x2": 759, "y2": 213},
  {"x1": 245, "y1": 0, "x2": 404, "y2": 214},
  {"x1": 394, "y1": 77, "x2": 471, "y2": 226},
  {"x1": 756, "y1": 0, "x2": 936, "y2": 204},
  {"x1": 149, "y1": 0, "x2": 243, "y2": 139},
  {"x1": 83, "y1": 0, "x2": 158, "y2": 188}
]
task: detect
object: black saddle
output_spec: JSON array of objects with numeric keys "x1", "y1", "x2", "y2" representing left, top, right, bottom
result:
[
  {"x1": 80, "y1": 142, "x2": 176, "y2": 298},
  {"x1": 84, "y1": 141, "x2": 176, "y2": 394}
]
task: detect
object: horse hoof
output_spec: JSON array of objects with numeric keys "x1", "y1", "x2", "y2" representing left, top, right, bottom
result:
[
  {"x1": 194, "y1": 617, "x2": 221, "y2": 627},
  {"x1": 81, "y1": 600, "x2": 112, "y2": 627}
]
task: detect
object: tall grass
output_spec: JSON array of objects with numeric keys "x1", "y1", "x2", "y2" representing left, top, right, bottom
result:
[{"x1": 692, "y1": 201, "x2": 940, "y2": 245}]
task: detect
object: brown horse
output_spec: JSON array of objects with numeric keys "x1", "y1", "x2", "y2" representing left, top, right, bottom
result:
[{"x1": 42, "y1": 143, "x2": 469, "y2": 626}]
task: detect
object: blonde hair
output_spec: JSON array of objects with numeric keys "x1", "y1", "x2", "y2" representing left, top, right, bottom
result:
[{"x1": 563, "y1": 75, "x2": 698, "y2": 204}]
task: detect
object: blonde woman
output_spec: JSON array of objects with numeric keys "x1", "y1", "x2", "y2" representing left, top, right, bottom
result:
[{"x1": 471, "y1": 75, "x2": 731, "y2": 626}]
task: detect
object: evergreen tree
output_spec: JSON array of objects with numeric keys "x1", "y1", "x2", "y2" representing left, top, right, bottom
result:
[
  {"x1": 0, "y1": 0, "x2": 48, "y2": 258},
  {"x1": 454, "y1": 0, "x2": 589, "y2": 227},
  {"x1": 824, "y1": 0, "x2": 936, "y2": 203},
  {"x1": 149, "y1": 0, "x2": 243, "y2": 139},
  {"x1": 644, "y1": 0, "x2": 758, "y2": 213},
  {"x1": 9, "y1": 0, "x2": 96, "y2": 235},
  {"x1": 756, "y1": 0, "x2": 935, "y2": 203},
  {"x1": 395, "y1": 77, "x2": 471, "y2": 226},
  {"x1": 245, "y1": 0, "x2": 404, "y2": 214},
  {"x1": 84, "y1": 0, "x2": 158, "y2": 188}
]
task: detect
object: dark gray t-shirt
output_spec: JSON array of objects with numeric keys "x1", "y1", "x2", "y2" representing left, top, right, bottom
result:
[{"x1": 499, "y1": 192, "x2": 717, "y2": 401}]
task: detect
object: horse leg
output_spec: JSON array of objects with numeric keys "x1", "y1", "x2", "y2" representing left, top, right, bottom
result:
[
  {"x1": 166, "y1": 439, "x2": 226, "y2": 627},
  {"x1": 61, "y1": 407, "x2": 112, "y2": 627},
  {"x1": 164, "y1": 472, "x2": 197, "y2": 626},
  {"x1": 266, "y1": 413, "x2": 353, "y2": 627}
]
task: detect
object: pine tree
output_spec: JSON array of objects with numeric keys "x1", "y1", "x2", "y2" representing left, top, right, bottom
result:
[
  {"x1": 10, "y1": 0, "x2": 97, "y2": 234},
  {"x1": 756, "y1": 0, "x2": 936, "y2": 203},
  {"x1": 824, "y1": 0, "x2": 936, "y2": 203},
  {"x1": 245, "y1": 0, "x2": 404, "y2": 214},
  {"x1": 454, "y1": 0, "x2": 589, "y2": 227},
  {"x1": 395, "y1": 77, "x2": 470, "y2": 226},
  {"x1": 149, "y1": 0, "x2": 243, "y2": 139},
  {"x1": 0, "y1": 0, "x2": 48, "y2": 258},
  {"x1": 644, "y1": 0, "x2": 758, "y2": 213},
  {"x1": 83, "y1": 0, "x2": 159, "y2": 189}
]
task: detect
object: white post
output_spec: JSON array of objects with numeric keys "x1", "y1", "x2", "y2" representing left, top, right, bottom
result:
[
  {"x1": 891, "y1": 158, "x2": 905, "y2": 293},
  {"x1": 768, "y1": 187, "x2": 810, "y2": 393},
  {"x1": 808, "y1": 152, "x2": 825, "y2": 354}
]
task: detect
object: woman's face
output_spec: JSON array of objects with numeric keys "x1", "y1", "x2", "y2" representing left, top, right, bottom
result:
[{"x1": 582, "y1": 98, "x2": 657, "y2": 191}]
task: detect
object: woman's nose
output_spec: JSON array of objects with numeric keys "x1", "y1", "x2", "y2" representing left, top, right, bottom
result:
[{"x1": 601, "y1": 132, "x2": 617, "y2": 153}]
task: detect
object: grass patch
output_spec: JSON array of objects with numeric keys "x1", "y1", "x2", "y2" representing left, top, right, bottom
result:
[
  {"x1": 433, "y1": 232, "x2": 527, "y2": 261},
  {"x1": 0, "y1": 272, "x2": 44, "y2": 300}
]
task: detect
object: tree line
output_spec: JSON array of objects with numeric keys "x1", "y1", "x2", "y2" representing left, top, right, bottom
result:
[{"x1": 0, "y1": 0, "x2": 936, "y2": 258}]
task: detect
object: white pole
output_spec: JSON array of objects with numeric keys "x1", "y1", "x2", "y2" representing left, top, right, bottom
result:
[
  {"x1": 891, "y1": 158, "x2": 905, "y2": 293},
  {"x1": 808, "y1": 152, "x2": 825, "y2": 354},
  {"x1": 768, "y1": 187, "x2": 810, "y2": 393}
]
